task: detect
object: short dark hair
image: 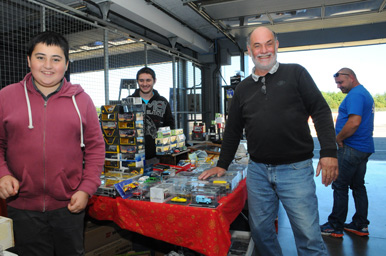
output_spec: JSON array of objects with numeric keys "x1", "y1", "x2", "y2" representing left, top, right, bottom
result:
[
  {"x1": 136, "y1": 67, "x2": 156, "y2": 81},
  {"x1": 27, "y1": 31, "x2": 69, "y2": 63}
]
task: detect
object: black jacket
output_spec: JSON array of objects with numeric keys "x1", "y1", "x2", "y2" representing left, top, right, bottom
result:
[{"x1": 131, "y1": 89, "x2": 175, "y2": 159}]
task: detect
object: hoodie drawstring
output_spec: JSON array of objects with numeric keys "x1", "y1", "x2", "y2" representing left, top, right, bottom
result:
[
  {"x1": 24, "y1": 81, "x2": 34, "y2": 129},
  {"x1": 23, "y1": 80, "x2": 85, "y2": 148},
  {"x1": 72, "y1": 95, "x2": 85, "y2": 148}
]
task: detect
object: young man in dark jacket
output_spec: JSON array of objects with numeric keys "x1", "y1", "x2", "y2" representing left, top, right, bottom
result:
[{"x1": 130, "y1": 67, "x2": 175, "y2": 160}]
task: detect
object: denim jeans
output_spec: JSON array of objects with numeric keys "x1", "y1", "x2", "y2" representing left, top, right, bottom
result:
[
  {"x1": 328, "y1": 144, "x2": 371, "y2": 230},
  {"x1": 247, "y1": 159, "x2": 326, "y2": 256}
]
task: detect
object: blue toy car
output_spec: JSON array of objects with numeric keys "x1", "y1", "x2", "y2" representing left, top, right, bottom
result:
[{"x1": 195, "y1": 195, "x2": 212, "y2": 204}]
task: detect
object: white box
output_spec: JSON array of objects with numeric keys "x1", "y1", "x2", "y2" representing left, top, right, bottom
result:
[
  {"x1": 0, "y1": 216, "x2": 14, "y2": 250},
  {"x1": 150, "y1": 183, "x2": 174, "y2": 203}
]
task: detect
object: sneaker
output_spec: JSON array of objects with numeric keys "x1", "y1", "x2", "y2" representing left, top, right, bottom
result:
[
  {"x1": 320, "y1": 222, "x2": 344, "y2": 238},
  {"x1": 344, "y1": 222, "x2": 369, "y2": 236}
]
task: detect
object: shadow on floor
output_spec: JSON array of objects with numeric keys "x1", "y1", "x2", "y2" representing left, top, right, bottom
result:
[{"x1": 275, "y1": 159, "x2": 386, "y2": 256}]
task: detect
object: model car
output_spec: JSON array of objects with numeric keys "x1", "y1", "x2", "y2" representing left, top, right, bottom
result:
[
  {"x1": 123, "y1": 182, "x2": 139, "y2": 192},
  {"x1": 195, "y1": 195, "x2": 212, "y2": 204},
  {"x1": 144, "y1": 177, "x2": 159, "y2": 183},
  {"x1": 171, "y1": 196, "x2": 187, "y2": 203}
]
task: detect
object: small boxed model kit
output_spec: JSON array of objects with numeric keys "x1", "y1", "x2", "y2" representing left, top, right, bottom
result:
[
  {"x1": 105, "y1": 144, "x2": 119, "y2": 153},
  {"x1": 101, "y1": 105, "x2": 119, "y2": 114},
  {"x1": 169, "y1": 135, "x2": 177, "y2": 144},
  {"x1": 118, "y1": 112, "x2": 135, "y2": 121},
  {"x1": 156, "y1": 126, "x2": 171, "y2": 138},
  {"x1": 114, "y1": 179, "x2": 136, "y2": 199},
  {"x1": 150, "y1": 183, "x2": 174, "y2": 203},
  {"x1": 139, "y1": 184, "x2": 152, "y2": 201},
  {"x1": 129, "y1": 182, "x2": 149, "y2": 200},
  {"x1": 102, "y1": 121, "x2": 117, "y2": 129},
  {"x1": 121, "y1": 145, "x2": 145, "y2": 154},
  {"x1": 209, "y1": 170, "x2": 242, "y2": 192},
  {"x1": 156, "y1": 145, "x2": 170, "y2": 154},
  {"x1": 190, "y1": 189, "x2": 220, "y2": 208},
  {"x1": 155, "y1": 137, "x2": 170, "y2": 146},
  {"x1": 171, "y1": 128, "x2": 184, "y2": 135},
  {"x1": 227, "y1": 163, "x2": 248, "y2": 179},
  {"x1": 165, "y1": 178, "x2": 193, "y2": 205},
  {"x1": 95, "y1": 185, "x2": 118, "y2": 198}
]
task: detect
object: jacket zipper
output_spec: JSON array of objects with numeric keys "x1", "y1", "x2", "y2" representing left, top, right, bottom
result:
[{"x1": 43, "y1": 100, "x2": 47, "y2": 212}]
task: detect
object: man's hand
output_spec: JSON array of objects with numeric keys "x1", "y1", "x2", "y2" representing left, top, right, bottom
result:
[
  {"x1": 0, "y1": 175, "x2": 19, "y2": 199},
  {"x1": 198, "y1": 167, "x2": 226, "y2": 180},
  {"x1": 336, "y1": 140, "x2": 344, "y2": 148},
  {"x1": 316, "y1": 157, "x2": 339, "y2": 187},
  {"x1": 68, "y1": 190, "x2": 89, "y2": 213}
]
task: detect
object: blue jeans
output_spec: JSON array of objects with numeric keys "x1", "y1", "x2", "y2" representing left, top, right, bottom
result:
[
  {"x1": 328, "y1": 144, "x2": 371, "y2": 229},
  {"x1": 247, "y1": 159, "x2": 326, "y2": 256}
]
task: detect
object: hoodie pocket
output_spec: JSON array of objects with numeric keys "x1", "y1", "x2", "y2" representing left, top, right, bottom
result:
[{"x1": 49, "y1": 167, "x2": 82, "y2": 200}]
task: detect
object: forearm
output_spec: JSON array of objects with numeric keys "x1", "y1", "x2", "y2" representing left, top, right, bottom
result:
[
  {"x1": 336, "y1": 115, "x2": 361, "y2": 144},
  {"x1": 336, "y1": 124, "x2": 358, "y2": 144}
]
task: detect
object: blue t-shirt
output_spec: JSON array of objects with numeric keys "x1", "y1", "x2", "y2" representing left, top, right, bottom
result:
[{"x1": 335, "y1": 85, "x2": 375, "y2": 153}]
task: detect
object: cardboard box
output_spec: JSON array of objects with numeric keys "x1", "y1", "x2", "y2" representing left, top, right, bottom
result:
[
  {"x1": 0, "y1": 216, "x2": 14, "y2": 250},
  {"x1": 84, "y1": 221, "x2": 131, "y2": 252},
  {"x1": 85, "y1": 237, "x2": 132, "y2": 256},
  {"x1": 117, "y1": 251, "x2": 151, "y2": 256}
]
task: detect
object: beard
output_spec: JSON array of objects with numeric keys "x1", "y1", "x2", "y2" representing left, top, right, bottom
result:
[
  {"x1": 339, "y1": 87, "x2": 349, "y2": 94},
  {"x1": 251, "y1": 52, "x2": 277, "y2": 71}
]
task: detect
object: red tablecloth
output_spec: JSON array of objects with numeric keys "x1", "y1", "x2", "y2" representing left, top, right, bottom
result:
[{"x1": 88, "y1": 179, "x2": 247, "y2": 256}]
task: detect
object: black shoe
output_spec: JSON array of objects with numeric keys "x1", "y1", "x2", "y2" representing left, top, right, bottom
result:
[
  {"x1": 344, "y1": 222, "x2": 369, "y2": 236},
  {"x1": 320, "y1": 222, "x2": 344, "y2": 238}
]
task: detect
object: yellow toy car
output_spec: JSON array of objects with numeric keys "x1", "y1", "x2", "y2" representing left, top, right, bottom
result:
[
  {"x1": 171, "y1": 196, "x2": 187, "y2": 203},
  {"x1": 123, "y1": 182, "x2": 139, "y2": 192}
]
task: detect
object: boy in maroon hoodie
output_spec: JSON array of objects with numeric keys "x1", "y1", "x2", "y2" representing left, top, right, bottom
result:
[{"x1": 0, "y1": 31, "x2": 105, "y2": 256}]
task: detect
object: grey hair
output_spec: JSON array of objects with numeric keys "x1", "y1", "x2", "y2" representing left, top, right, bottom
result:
[{"x1": 247, "y1": 27, "x2": 278, "y2": 46}]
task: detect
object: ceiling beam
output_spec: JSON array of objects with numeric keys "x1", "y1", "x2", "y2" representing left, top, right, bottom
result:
[
  {"x1": 380, "y1": 0, "x2": 386, "y2": 12},
  {"x1": 185, "y1": 1, "x2": 238, "y2": 47},
  {"x1": 232, "y1": 11, "x2": 386, "y2": 36},
  {"x1": 109, "y1": 0, "x2": 213, "y2": 53}
]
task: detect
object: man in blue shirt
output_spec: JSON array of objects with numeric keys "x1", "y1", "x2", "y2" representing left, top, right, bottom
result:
[{"x1": 321, "y1": 68, "x2": 375, "y2": 237}]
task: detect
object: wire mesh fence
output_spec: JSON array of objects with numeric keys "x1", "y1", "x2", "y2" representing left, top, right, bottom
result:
[{"x1": 0, "y1": 0, "x2": 202, "y2": 131}]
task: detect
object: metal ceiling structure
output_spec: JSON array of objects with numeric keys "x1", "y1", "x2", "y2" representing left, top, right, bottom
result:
[
  {"x1": 8, "y1": 0, "x2": 386, "y2": 61},
  {"x1": 2, "y1": 0, "x2": 385, "y2": 130},
  {"x1": 69, "y1": 0, "x2": 386, "y2": 55}
]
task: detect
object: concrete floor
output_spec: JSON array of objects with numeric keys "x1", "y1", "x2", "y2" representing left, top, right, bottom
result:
[
  {"x1": 231, "y1": 135, "x2": 386, "y2": 256},
  {"x1": 275, "y1": 159, "x2": 386, "y2": 256}
]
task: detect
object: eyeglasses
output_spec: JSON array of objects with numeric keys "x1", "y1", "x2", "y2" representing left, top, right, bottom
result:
[
  {"x1": 333, "y1": 72, "x2": 349, "y2": 78},
  {"x1": 261, "y1": 76, "x2": 266, "y2": 95}
]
